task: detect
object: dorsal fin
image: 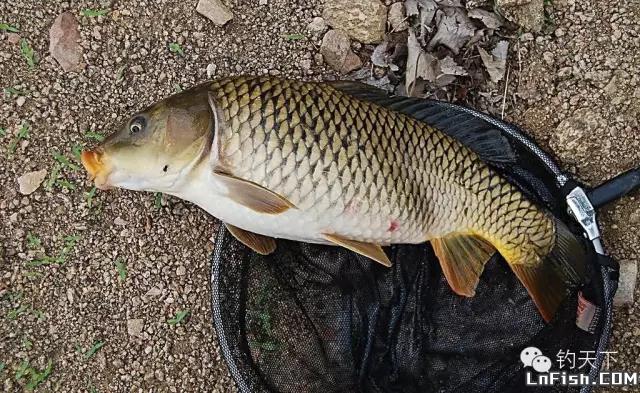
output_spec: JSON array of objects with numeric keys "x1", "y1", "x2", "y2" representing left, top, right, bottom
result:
[{"x1": 328, "y1": 81, "x2": 516, "y2": 164}]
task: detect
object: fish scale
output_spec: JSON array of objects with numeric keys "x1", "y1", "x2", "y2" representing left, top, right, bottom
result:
[{"x1": 204, "y1": 75, "x2": 551, "y2": 260}]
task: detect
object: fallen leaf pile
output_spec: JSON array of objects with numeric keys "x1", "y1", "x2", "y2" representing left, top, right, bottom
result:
[{"x1": 354, "y1": 0, "x2": 515, "y2": 107}]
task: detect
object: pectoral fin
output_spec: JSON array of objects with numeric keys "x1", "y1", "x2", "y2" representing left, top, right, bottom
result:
[
  {"x1": 323, "y1": 233, "x2": 391, "y2": 267},
  {"x1": 431, "y1": 234, "x2": 496, "y2": 297},
  {"x1": 213, "y1": 170, "x2": 296, "y2": 214},
  {"x1": 225, "y1": 223, "x2": 277, "y2": 255}
]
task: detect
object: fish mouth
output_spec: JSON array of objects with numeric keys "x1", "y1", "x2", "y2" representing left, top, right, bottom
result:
[{"x1": 81, "y1": 150, "x2": 113, "y2": 190}]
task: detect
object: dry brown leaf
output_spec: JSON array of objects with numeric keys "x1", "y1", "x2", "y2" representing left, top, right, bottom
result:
[
  {"x1": 371, "y1": 41, "x2": 400, "y2": 71},
  {"x1": 468, "y1": 8, "x2": 504, "y2": 29},
  {"x1": 406, "y1": 31, "x2": 438, "y2": 95},
  {"x1": 418, "y1": 0, "x2": 438, "y2": 43},
  {"x1": 427, "y1": 7, "x2": 476, "y2": 54},
  {"x1": 435, "y1": 0, "x2": 462, "y2": 6},
  {"x1": 438, "y1": 56, "x2": 467, "y2": 76},
  {"x1": 478, "y1": 40, "x2": 509, "y2": 82},
  {"x1": 435, "y1": 56, "x2": 467, "y2": 87},
  {"x1": 364, "y1": 75, "x2": 393, "y2": 91},
  {"x1": 404, "y1": 0, "x2": 419, "y2": 17}
]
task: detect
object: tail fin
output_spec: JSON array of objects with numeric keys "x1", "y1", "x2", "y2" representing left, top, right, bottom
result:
[{"x1": 509, "y1": 219, "x2": 587, "y2": 323}]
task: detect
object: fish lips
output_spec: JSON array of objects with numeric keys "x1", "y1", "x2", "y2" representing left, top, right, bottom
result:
[{"x1": 81, "y1": 150, "x2": 113, "y2": 190}]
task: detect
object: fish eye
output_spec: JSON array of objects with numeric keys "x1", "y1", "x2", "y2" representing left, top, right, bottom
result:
[{"x1": 129, "y1": 117, "x2": 146, "y2": 135}]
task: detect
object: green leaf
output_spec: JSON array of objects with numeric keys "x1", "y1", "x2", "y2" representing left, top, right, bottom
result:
[
  {"x1": 81, "y1": 9, "x2": 109, "y2": 17},
  {"x1": 84, "y1": 341, "x2": 104, "y2": 360},
  {"x1": 0, "y1": 23, "x2": 19, "y2": 32},
  {"x1": 0, "y1": 128, "x2": 6, "y2": 137},
  {"x1": 167, "y1": 310, "x2": 189, "y2": 325},
  {"x1": 28, "y1": 255, "x2": 62, "y2": 267},
  {"x1": 174, "y1": 84, "x2": 183, "y2": 93},
  {"x1": 59, "y1": 235, "x2": 79, "y2": 261},
  {"x1": 15, "y1": 360, "x2": 30, "y2": 380},
  {"x1": 52, "y1": 151, "x2": 79, "y2": 171},
  {"x1": 283, "y1": 33, "x2": 305, "y2": 41},
  {"x1": 154, "y1": 192, "x2": 163, "y2": 209},
  {"x1": 31, "y1": 309, "x2": 44, "y2": 321},
  {"x1": 55, "y1": 179, "x2": 76, "y2": 190},
  {"x1": 22, "y1": 337, "x2": 33, "y2": 350},
  {"x1": 72, "y1": 143, "x2": 84, "y2": 161},
  {"x1": 0, "y1": 362, "x2": 5, "y2": 374},
  {"x1": 28, "y1": 234, "x2": 78, "y2": 267},
  {"x1": 44, "y1": 163, "x2": 62, "y2": 190},
  {"x1": 7, "y1": 122, "x2": 29, "y2": 156},
  {"x1": 19, "y1": 39, "x2": 36, "y2": 69},
  {"x1": 63, "y1": 235, "x2": 80, "y2": 244},
  {"x1": 25, "y1": 359, "x2": 53, "y2": 390},
  {"x1": 84, "y1": 130, "x2": 105, "y2": 142},
  {"x1": 115, "y1": 259, "x2": 126, "y2": 282},
  {"x1": 17, "y1": 122, "x2": 29, "y2": 138},
  {"x1": 26, "y1": 233, "x2": 41, "y2": 248},
  {"x1": 7, "y1": 304, "x2": 28, "y2": 320},
  {"x1": 168, "y1": 42, "x2": 184, "y2": 56},
  {"x1": 85, "y1": 186, "x2": 97, "y2": 208},
  {"x1": 4, "y1": 87, "x2": 24, "y2": 98}
]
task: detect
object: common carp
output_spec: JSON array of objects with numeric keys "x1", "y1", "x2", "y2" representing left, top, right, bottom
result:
[{"x1": 81, "y1": 76, "x2": 586, "y2": 322}]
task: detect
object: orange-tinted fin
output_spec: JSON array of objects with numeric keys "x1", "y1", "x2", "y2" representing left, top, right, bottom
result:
[
  {"x1": 510, "y1": 218, "x2": 587, "y2": 323},
  {"x1": 510, "y1": 263, "x2": 566, "y2": 323},
  {"x1": 431, "y1": 234, "x2": 496, "y2": 297},
  {"x1": 213, "y1": 170, "x2": 296, "y2": 214},
  {"x1": 323, "y1": 233, "x2": 391, "y2": 267},
  {"x1": 225, "y1": 223, "x2": 277, "y2": 255}
]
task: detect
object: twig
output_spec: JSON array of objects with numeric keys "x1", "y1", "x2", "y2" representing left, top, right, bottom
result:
[
  {"x1": 516, "y1": 40, "x2": 522, "y2": 104},
  {"x1": 501, "y1": 65, "x2": 511, "y2": 120},
  {"x1": 389, "y1": 16, "x2": 412, "y2": 34}
]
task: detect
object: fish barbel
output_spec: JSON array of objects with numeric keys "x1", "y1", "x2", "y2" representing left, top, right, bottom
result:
[{"x1": 81, "y1": 76, "x2": 586, "y2": 322}]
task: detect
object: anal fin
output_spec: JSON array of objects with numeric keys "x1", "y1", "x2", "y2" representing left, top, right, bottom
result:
[
  {"x1": 431, "y1": 234, "x2": 496, "y2": 297},
  {"x1": 225, "y1": 223, "x2": 277, "y2": 255},
  {"x1": 323, "y1": 233, "x2": 391, "y2": 267}
]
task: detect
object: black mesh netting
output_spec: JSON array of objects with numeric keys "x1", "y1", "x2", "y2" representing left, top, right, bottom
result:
[{"x1": 209, "y1": 102, "x2": 616, "y2": 393}]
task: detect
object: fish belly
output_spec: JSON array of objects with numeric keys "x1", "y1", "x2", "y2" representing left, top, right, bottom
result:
[{"x1": 175, "y1": 169, "x2": 428, "y2": 245}]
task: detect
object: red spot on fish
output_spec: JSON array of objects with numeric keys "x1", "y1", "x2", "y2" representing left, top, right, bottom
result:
[{"x1": 388, "y1": 220, "x2": 400, "y2": 232}]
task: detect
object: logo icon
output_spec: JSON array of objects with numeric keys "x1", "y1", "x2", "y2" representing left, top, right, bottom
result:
[{"x1": 521, "y1": 346, "x2": 552, "y2": 373}]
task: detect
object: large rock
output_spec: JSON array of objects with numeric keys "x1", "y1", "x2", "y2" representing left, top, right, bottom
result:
[
  {"x1": 127, "y1": 318, "x2": 144, "y2": 337},
  {"x1": 196, "y1": 0, "x2": 233, "y2": 26},
  {"x1": 49, "y1": 12, "x2": 84, "y2": 72},
  {"x1": 495, "y1": 0, "x2": 544, "y2": 32},
  {"x1": 320, "y1": 30, "x2": 362, "y2": 73},
  {"x1": 307, "y1": 16, "x2": 328, "y2": 35},
  {"x1": 322, "y1": 0, "x2": 387, "y2": 44},
  {"x1": 614, "y1": 260, "x2": 637, "y2": 307},
  {"x1": 17, "y1": 169, "x2": 47, "y2": 195},
  {"x1": 388, "y1": 2, "x2": 409, "y2": 32}
]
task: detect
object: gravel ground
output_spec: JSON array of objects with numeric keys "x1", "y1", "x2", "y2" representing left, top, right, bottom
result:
[
  {"x1": 510, "y1": 1, "x2": 640, "y2": 389},
  {"x1": 0, "y1": 0, "x2": 638, "y2": 392}
]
